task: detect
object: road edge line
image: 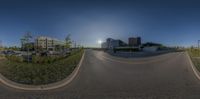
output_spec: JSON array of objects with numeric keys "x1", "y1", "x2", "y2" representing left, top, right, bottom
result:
[
  {"x1": 0, "y1": 51, "x2": 85, "y2": 91},
  {"x1": 186, "y1": 52, "x2": 200, "y2": 80}
]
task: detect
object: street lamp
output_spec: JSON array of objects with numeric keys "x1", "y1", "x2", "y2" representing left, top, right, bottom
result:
[
  {"x1": 24, "y1": 32, "x2": 32, "y2": 63},
  {"x1": 97, "y1": 40, "x2": 103, "y2": 48}
]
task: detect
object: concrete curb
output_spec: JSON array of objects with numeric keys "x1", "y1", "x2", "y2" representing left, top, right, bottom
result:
[
  {"x1": 186, "y1": 52, "x2": 200, "y2": 81},
  {"x1": 0, "y1": 51, "x2": 85, "y2": 91}
]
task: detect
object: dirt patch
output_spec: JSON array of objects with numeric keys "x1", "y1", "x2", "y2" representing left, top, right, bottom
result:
[{"x1": 0, "y1": 57, "x2": 6, "y2": 60}]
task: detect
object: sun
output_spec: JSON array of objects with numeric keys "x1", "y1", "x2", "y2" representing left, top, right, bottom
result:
[{"x1": 97, "y1": 40, "x2": 103, "y2": 44}]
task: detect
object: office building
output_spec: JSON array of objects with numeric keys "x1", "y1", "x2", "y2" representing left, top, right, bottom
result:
[
  {"x1": 35, "y1": 36, "x2": 65, "y2": 51},
  {"x1": 128, "y1": 37, "x2": 141, "y2": 46},
  {"x1": 102, "y1": 38, "x2": 127, "y2": 49}
]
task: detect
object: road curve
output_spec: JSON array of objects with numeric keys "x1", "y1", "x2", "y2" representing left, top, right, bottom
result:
[{"x1": 0, "y1": 49, "x2": 200, "y2": 99}]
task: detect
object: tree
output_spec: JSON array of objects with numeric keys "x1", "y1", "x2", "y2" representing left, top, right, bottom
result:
[
  {"x1": 22, "y1": 32, "x2": 33, "y2": 63},
  {"x1": 65, "y1": 34, "x2": 72, "y2": 48},
  {"x1": 9, "y1": 46, "x2": 20, "y2": 51},
  {"x1": 20, "y1": 38, "x2": 25, "y2": 50},
  {"x1": 0, "y1": 47, "x2": 3, "y2": 51}
]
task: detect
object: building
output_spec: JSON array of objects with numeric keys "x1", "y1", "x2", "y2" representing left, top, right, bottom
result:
[
  {"x1": 101, "y1": 38, "x2": 127, "y2": 49},
  {"x1": 142, "y1": 42, "x2": 162, "y2": 52},
  {"x1": 35, "y1": 36, "x2": 65, "y2": 51},
  {"x1": 128, "y1": 37, "x2": 141, "y2": 46},
  {"x1": 101, "y1": 42, "x2": 108, "y2": 49},
  {"x1": 142, "y1": 42, "x2": 162, "y2": 47}
]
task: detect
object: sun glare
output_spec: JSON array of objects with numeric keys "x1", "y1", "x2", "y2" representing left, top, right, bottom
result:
[{"x1": 97, "y1": 40, "x2": 103, "y2": 44}]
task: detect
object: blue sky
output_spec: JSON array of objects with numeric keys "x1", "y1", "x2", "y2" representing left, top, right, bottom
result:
[{"x1": 0, "y1": 0, "x2": 200, "y2": 47}]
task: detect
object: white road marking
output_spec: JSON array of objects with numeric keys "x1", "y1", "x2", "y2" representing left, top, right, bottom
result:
[{"x1": 186, "y1": 52, "x2": 200, "y2": 81}]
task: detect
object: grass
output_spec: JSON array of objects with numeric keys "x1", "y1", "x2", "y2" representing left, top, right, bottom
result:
[
  {"x1": 0, "y1": 49, "x2": 84, "y2": 85},
  {"x1": 191, "y1": 58, "x2": 200, "y2": 71},
  {"x1": 187, "y1": 48, "x2": 200, "y2": 57},
  {"x1": 187, "y1": 48, "x2": 200, "y2": 71}
]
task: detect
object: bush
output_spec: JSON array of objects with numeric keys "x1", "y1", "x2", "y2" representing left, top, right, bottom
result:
[
  {"x1": 32, "y1": 55, "x2": 65, "y2": 64},
  {"x1": 6, "y1": 55, "x2": 23, "y2": 62}
]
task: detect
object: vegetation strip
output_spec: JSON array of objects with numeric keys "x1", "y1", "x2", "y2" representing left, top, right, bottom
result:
[
  {"x1": 1, "y1": 50, "x2": 83, "y2": 85},
  {"x1": 187, "y1": 49, "x2": 200, "y2": 72},
  {"x1": 0, "y1": 50, "x2": 85, "y2": 90},
  {"x1": 186, "y1": 52, "x2": 200, "y2": 80}
]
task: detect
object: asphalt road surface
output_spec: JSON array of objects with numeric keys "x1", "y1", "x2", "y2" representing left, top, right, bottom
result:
[{"x1": 1, "y1": 49, "x2": 200, "y2": 99}]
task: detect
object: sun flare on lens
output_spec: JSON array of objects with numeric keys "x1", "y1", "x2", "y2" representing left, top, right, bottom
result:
[{"x1": 97, "y1": 40, "x2": 103, "y2": 44}]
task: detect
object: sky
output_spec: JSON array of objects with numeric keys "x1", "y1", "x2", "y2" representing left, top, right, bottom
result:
[{"x1": 0, "y1": 0, "x2": 200, "y2": 47}]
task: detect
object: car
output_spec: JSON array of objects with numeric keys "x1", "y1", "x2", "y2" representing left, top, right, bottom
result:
[
  {"x1": 14, "y1": 53, "x2": 23, "y2": 57},
  {"x1": 3, "y1": 50, "x2": 16, "y2": 56}
]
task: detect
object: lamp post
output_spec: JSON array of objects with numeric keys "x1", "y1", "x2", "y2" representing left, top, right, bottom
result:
[
  {"x1": 24, "y1": 32, "x2": 32, "y2": 63},
  {"x1": 198, "y1": 40, "x2": 200, "y2": 56}
]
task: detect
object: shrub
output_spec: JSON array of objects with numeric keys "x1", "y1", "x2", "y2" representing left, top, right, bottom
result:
[
  {"x1": 32, "y1": 55, "x2": 65, "y2": 64},
  {"x1": 6, "y1": 55, "x2": 23, "y2": 62},
  {"x1": 32, "y1": 55, "x2": 40, "y2": 63}
]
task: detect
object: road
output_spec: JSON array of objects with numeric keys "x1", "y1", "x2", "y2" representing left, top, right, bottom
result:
[{"x1": 1, "y1": 49, "x2": 200, "y2": 99}]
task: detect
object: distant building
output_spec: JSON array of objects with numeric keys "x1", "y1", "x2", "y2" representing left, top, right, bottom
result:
[
  {"x1": 128, "y1": 37, "x2": 141, "y2": 46},
  {"x1": 101, "y1": 42, "x2": 108, "y2": 49},
  {"x1": 142, "y1": 42, "x2": 162, "y2": 52},
  {"x1": 101, "y1": 38, "x2": 127, "y2": 49},
  {"x1": 142, "y1": 42, "x2": 162, "y2": 47},
  {"x1": 35, "y1": 36, "x2": 65, "y2": 51}
]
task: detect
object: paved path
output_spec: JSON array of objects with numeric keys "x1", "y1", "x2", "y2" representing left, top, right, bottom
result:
[{"x1": 0, "y1": 49, "x2": 200, "y2": 99}]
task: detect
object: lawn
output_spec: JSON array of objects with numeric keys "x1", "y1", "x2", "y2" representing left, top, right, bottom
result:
[
  {"x1": 187, "y1": 48, "x2": 200, "y2": 57},
  {"x1": 0, "y1": 49, "x2": 84, "y2": 85},
  {"x1": 187, "y1": 48, "x2": 200, "y2": 71}
]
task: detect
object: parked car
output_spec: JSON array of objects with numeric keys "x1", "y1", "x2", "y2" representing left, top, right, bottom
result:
[
  {"x1": 14, "y1": 53, "x2": 23, "y2": 57},
  {"x1": 3, "y1": 50, "x2": 16, "y2": 56}
]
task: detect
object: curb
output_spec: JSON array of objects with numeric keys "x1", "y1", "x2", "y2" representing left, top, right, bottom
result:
[
  {"x1": 0, "y1": 51, "x2": 85, "y2": 91},
  {"x1": 186, "y1": 52, "x2": 200, "y2": 81}
]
